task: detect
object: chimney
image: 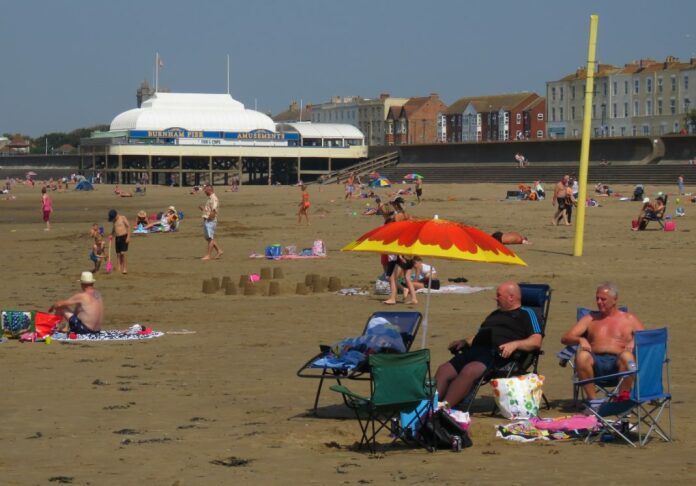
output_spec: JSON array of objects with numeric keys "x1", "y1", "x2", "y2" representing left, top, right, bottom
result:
[{"x1": 290, "y1": 101, "x2": 298, "y2": 111}]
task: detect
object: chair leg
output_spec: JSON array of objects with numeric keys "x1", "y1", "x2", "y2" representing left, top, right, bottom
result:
[{"x1": 312, "y1": 376, "x2": 325, "y2": 415}]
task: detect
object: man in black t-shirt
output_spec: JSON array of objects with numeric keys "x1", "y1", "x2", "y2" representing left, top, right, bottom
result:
[{"x1": 435, "y1": 281, "x2": 543, "y2": 409}]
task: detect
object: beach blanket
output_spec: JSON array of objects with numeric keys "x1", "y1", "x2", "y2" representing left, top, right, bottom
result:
[
  {"x1": 415, "y1": 285, "x2": 493, "y2": 294},
  {"x1": 495, "y1": 415, "x2": 597, "y2": 442},
  {"x1": 50, "y1": 325, "x2": 164, "y2": 342},
  {"x1": 310, "y1": 318, "x2": 405, "y2": 370}
]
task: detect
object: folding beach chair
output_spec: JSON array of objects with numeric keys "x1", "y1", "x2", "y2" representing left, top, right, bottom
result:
[
  {"x1": 297, "y1": 311, "x2": 422, "y2": 415},
  {"x1": 578, "y1": 328, "x2": 672, "y2": 447},
  {"x1": 330, "y1": 349, "x2": 435, "y2": 453},
  {"x1": 557, "y1": 306, "x2": 628, "y2": 406},
  {"x1": 463, "y1": 283, "x2": 552, "y2": 414},
  {"x1": 644, "y1": 194, "x2": 668, "y2": 229}
]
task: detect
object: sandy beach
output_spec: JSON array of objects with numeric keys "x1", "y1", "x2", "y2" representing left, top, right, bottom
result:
[{"x1": 1, "y1": 180, "x2": 694, "y2": 484}]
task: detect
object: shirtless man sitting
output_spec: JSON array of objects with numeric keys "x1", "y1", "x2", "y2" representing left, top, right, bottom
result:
[
  {"x1": 49, "y1": 272, "x2": 104, "y2": 334},
  {"x1": 561, "y1": 282, "x2": 645, "y2": 400}
]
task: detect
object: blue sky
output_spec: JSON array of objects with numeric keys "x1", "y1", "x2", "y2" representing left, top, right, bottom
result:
[{"x1": 2, "y1": 0, "x2": 696, "y2": 136}]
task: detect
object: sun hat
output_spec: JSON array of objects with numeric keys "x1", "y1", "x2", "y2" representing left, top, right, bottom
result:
[
  {"x1": 643, "y1": 197, "x2": 650, "y2": 204},
  {"x1": 167, "y1": 205, "x2": 176, "y2": 212},
  {"x1": 78, "y1": 271, "x2": 96, "y2": 284},
  {"x1": 108, "y1": 209, "x2": 117, "y2": 222},
  {"x1": 137, "y1": 210, "x2": 147, "y2": 218}
]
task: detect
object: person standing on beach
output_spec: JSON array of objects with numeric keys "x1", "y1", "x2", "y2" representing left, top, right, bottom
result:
[
  {"x1": 297, "y1": 184, "x2": 310, "y2": 225},
  {"x1": 41, "y1": 186, "x2": 53, "y2": 231},
  {"x1": 678, "y1": 175, "x2": 685, "y2": 195},
  {"x1": 108, "y1": 209, "x2": 130, "y2": 274},
  {"x1": 552, "y1": 175, "x2": 570, "y2": 226},
  {"x1": 199, "y1": 184, "x2": 223, "y2": 260},
  {"x1": 345, "y1": 172, "x2": 355, "y2": 200},
  {"x1": 415, "y1": 177, "x2": 423, "y2": 203}
]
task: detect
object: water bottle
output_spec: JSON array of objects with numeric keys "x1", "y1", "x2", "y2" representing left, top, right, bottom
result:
[
  {"x1": 627, "y1": 360, "x2": 637, "y2": 373},
  {"x1": 389, "y1": 418, "x2": 400, "y2": 438},
  {"x1": 451, "y1": 435, "x2": 462, "y2": 452}
]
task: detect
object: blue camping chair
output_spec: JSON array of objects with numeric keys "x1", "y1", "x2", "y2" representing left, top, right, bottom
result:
[
  {"x1": 297, "y1": 311, "x2": 422, "y2": 415},
  {"x1": 557, "y1": 306, "x2": 628, "y2": 406},
  {"x1": 462, "y1": 283, "x2": 552, "y2": 414},
  {"x1": 578, "y1": 328, "x2": 672, "y2": 447}
]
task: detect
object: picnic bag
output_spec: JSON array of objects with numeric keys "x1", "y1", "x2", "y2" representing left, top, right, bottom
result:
[
  {"x1": 491, "y1": 373, "x2": 544, "y2": 419},
  {"x1": 1, "y1": 310, "x2": 62, "y2": 338},
  {"x1": 419, "y1": 409, "x2": 473, "y2": 450}
]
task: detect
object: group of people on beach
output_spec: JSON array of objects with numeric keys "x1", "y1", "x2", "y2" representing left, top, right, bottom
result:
[{"x1": 552, "y1": 175, "x2": 578, "y2": 226}]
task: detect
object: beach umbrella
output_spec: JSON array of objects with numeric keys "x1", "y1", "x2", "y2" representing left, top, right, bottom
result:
[
  {"x1": 369, "y1": 177, "x2": 391, "y2": 188},
  {"x1": 403, "y1": 173, "x2": 423, "y2": 181},
  {"x1": 342, "y1": 216, "x2": 526, "y2": 348}
]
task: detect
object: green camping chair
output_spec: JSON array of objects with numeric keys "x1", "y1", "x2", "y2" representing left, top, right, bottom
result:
[{"x1": 330, "y1": 349, "x2": 434, "y2": 453}]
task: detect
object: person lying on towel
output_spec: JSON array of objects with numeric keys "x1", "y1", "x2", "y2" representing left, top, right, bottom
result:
[
  {"x1": 49, "y1": 271, "x2": 104, "y2": 334},
  {"x1": 435, "y1": 281, "x2": 543, "y2": 409}
]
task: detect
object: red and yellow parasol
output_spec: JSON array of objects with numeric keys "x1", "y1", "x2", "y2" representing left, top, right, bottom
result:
[{"x1": 342, "y1": 216, "x2": 527, "y2": 347}]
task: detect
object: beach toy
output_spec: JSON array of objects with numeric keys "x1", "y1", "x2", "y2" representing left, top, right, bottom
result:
[
  {"x1": 352, "y1": 211, "x2": 357, "y2": 216},
  {"x1": 44, "y1": 335, "x2": 52, "y2": 345},
  {"x1": 225, "y1": 282, "x2": 237, "y2": 295},
  {"x1": 272, "y1": 268, "x2": 284, "y2": 279},
  {"x1": 676, "y1": 198, "x2": 681, "y2": 203},
  {"x1": 675, "y1": 207, "x2": 685, "y2": 217},
  {"x1": 248, "y1": 273, "x2": 261, "y2": 283}
]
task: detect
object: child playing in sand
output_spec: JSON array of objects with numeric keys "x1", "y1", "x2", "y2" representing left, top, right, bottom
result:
[
  {"x1": 298, "y1": 184, "x2": 310, "y2": 225},
  {"x1": 90, "y1": 233, "x2": 106, "y2": 272}
]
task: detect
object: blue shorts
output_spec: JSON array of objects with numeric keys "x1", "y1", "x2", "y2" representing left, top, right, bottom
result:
[
  {"x1": 69, "y1": 315, "x2": 98, "y2": 334},
  {"x1": 89, "y1": 252, "x2": 98, "y2": 263},
  {"x1": 592, "y1": 353, "x2": 619, "y2": 377},
  {"x1": 203, "y1": 220, "x2": 217, "y2": 240}
]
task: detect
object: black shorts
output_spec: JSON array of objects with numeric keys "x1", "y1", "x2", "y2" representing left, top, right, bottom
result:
[
  {"x1": 385, "y1": 259, "x2": 398, "y2": 277},
  {"x1": 398, "y1": 258, "x2": 415, "y2": 271},
  {"x1": 115, "y1": 235, "x2": 129, "y2": 253},
  {"x1": 416, "y1": 188, "x2": 422, "y2": 197},
  {"x1": 556, "y1": 197, "x2": 566, "y2": 210},
  {"x1": 69, "y1": 315, "x2": 98, "y2": 334},
  {"x1": 448, "y1": 346, "x2": 495, "y2": 373}
]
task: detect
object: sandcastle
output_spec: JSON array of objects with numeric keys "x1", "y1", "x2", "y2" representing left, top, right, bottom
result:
[{"x1": 201, "y1": 268, "x2": 341, "y2": 297}]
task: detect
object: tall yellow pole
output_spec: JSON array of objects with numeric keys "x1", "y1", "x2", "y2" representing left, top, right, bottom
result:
[{"x1": 574, "y1": 15, "x2": 599, "y2": 257}]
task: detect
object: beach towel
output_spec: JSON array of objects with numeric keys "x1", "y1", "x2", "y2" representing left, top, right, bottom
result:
[
  {"x1": 495, "y1": 416, "x2": 597, "y2": 442},
  {"x1": 415, "y1": 285, "x2": 493, "y2": 294},
  {"x1": 50, "y1": 325, "x2": 164, "y2": 341},
  {"x1": 336, "y1": 288, "x2": 370, "y2": 296},
  {"x1": 249, "y1": 253, "x2": 326, "y2": 260}
]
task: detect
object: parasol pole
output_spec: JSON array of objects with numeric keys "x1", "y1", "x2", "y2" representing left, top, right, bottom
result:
[
  {"x1": 421, "y1": 262, "x2": 433, "y2": 349},
  {"x1": 574, "y1": 14, "x2": 599, "y2": 257}
]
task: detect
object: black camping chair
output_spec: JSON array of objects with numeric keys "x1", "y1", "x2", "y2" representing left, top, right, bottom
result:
[
  {"x1": 297, "y1": 311, "x2": 422, "y2": 415},
  {"x1": 461, "y1": 283, "x2": 552, "y2": 414}
]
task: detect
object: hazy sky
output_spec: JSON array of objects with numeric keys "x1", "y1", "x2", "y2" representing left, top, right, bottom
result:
[{"x1": 2, "y1": 0, "x2": 696, "y2": 137}]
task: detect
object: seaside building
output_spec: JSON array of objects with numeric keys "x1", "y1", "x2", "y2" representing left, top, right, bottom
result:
[
  {"x1": 272, "y1": 101, "x2": 312, "y2": 123},
  {"x1": 384, "y1": 94, "x2": 448, "y2": 145},
  {"x1": 310, "y1": 94, "x2": 408, "y2": 146},
  {"x1": 80, "y1": 92, "x2": 366, "y2": 185},
  {"x1": 546, "y1": 56, "x2": 696, "y2": 138},
  {"x1": 444, "y1": 92, "x2": 546, "y2": 142}
]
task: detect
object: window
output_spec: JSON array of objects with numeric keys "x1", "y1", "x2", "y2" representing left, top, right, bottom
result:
[
  {"x1": 671, "y1": 75, "x2": 676, "y2": 91},
  {"x1": 632, "y1": 125, "x2": 637, "y2": 136},
  {"x1": 684, "y1": 99, "x2": 691, "y2": 113},
  {"x1": 647, "y1": 78, "x2": 652, "y2": 93},
  {"x1": 621, "y1": 126, "x2": 626, "y2": 136},
  {"x1": 551, "y1": 108, "x2": 556, "y2": 121},
  {"x1": 537, "y1": 113, "x2": 544, "y2": 120},
  {"x1": 516, "y1": 113, "x2": 522, "y2": 123},
  {"x1": 536, "y1": 130, "x2": 544, "y2": 138},
  {"x1": 624, "y1": 102, "x2": 629, "y2": 118},
  {"x1": 559, "y1": 107, "x2": 564, "y2": 121},
  {"x1": 551, "y1": 87, "x2": 556, "y2": 101},
  {"x1": 643, "y1": 125, "x2": 650, "y2": 135},
  {"x1": 612, "y1": 81, "x2": 617, "y2": 96},
  {"x1": 658, "y1": 99, "x2": 663, "y2": 115},
  {"x1": 560, "y1": 87, "x2": 564, "y2": 101},
  {"x1": 646, "y1": 100, "x2": 652, "y2": 116},
  {"x1": 634, "y1": 100, "x2": 640, "y2": 116},
  {"x1": 685, "y1": 75, "x2": 690, "y2": 90},
  {"x1": 592, "y1": 104, "x2": 596, "y2": 119},
  {"x1": 571, "y1": 106, "x2": 576, "y2": 120},
  {"x1": 658, "y1": 77, "x2": 663, "y2": 93},
  {"x1": 610, "y1": 126, "x2": 615, "y2": 136},
  {"x1": 624, "y1": 80, "x2": 629, "y2": 94},
  {"x1": 603, "y1": 82, "x2": 607, "y2": 96},
  {"x1": 634, "y1": 79, "x2": 640, "y2": 94},
  {"x1": 670, "y1": 98, "x2": 676, "y2": 114},
  {"x1": 612, "y1": 103, "x2": 617, "y2": 118},
  {"x1": 571, "y1": 85, "x2": 576, "y2": 100}
]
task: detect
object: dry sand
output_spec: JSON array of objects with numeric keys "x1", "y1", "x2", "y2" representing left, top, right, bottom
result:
[{"x1": 0, "y1": 181, "x2": 694, "y2": 484}]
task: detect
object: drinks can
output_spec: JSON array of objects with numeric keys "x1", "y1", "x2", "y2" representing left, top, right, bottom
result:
[{"x1": 451, "y1": 435, "x2": 462, "y2": 452}]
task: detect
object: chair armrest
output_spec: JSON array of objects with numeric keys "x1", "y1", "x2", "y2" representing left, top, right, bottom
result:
[
  {"x1": 329, "y1": 384, "x2": 368, "y2": 403},
  {"x1": 574, "y1": 369, "x2": 636, "y2": 387}
]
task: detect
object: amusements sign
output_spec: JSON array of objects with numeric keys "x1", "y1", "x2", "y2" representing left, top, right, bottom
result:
[{"x1": 128, "y1": 128, "x2": 299, "y2": 147}]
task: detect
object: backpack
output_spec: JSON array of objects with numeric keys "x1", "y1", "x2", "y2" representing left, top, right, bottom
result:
[{"x1": 419, "y1": 409, "x2": 473, "y2": 450}]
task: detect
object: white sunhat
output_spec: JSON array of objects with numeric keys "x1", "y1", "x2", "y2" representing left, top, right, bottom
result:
[
  {"x1": 78, "y1": 271, "x2": 96, "y2": 284},
  {"x1": 643, "y1": 197, "x2": 650, "y2": 204}
]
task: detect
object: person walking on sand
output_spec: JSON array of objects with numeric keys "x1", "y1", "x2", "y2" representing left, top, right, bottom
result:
[
  {"x1": 199, "y1": 184, "x2": 223, "y2": 260},
  {"x1": 552, "y1": 175, "x2": 570, "y2": 226},
  {"x1": 41, "y1": 186, "x2": 53, "y2": 231},
  {"x1": 297, "y1": 184, "x2": 310, "y2": 225},
  {"x1": 678, "y1": 174, "x2": 685, "y2": 195},
  {"x1": 108, "y1": 209, "x2": 131, "y2": 274},
  {"x1": 415, "y1": 177, "x2": 423, "y2": 203}
]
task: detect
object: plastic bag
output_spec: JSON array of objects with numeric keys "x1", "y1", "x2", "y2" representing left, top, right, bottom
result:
[{"x1": 491, "y1": 373, "x2": 545, "y2": 419}]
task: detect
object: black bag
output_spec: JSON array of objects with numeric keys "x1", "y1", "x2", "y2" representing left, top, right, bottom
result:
[{"x1": 419, "y1": 410, "x2": 473, "y2": 450}]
